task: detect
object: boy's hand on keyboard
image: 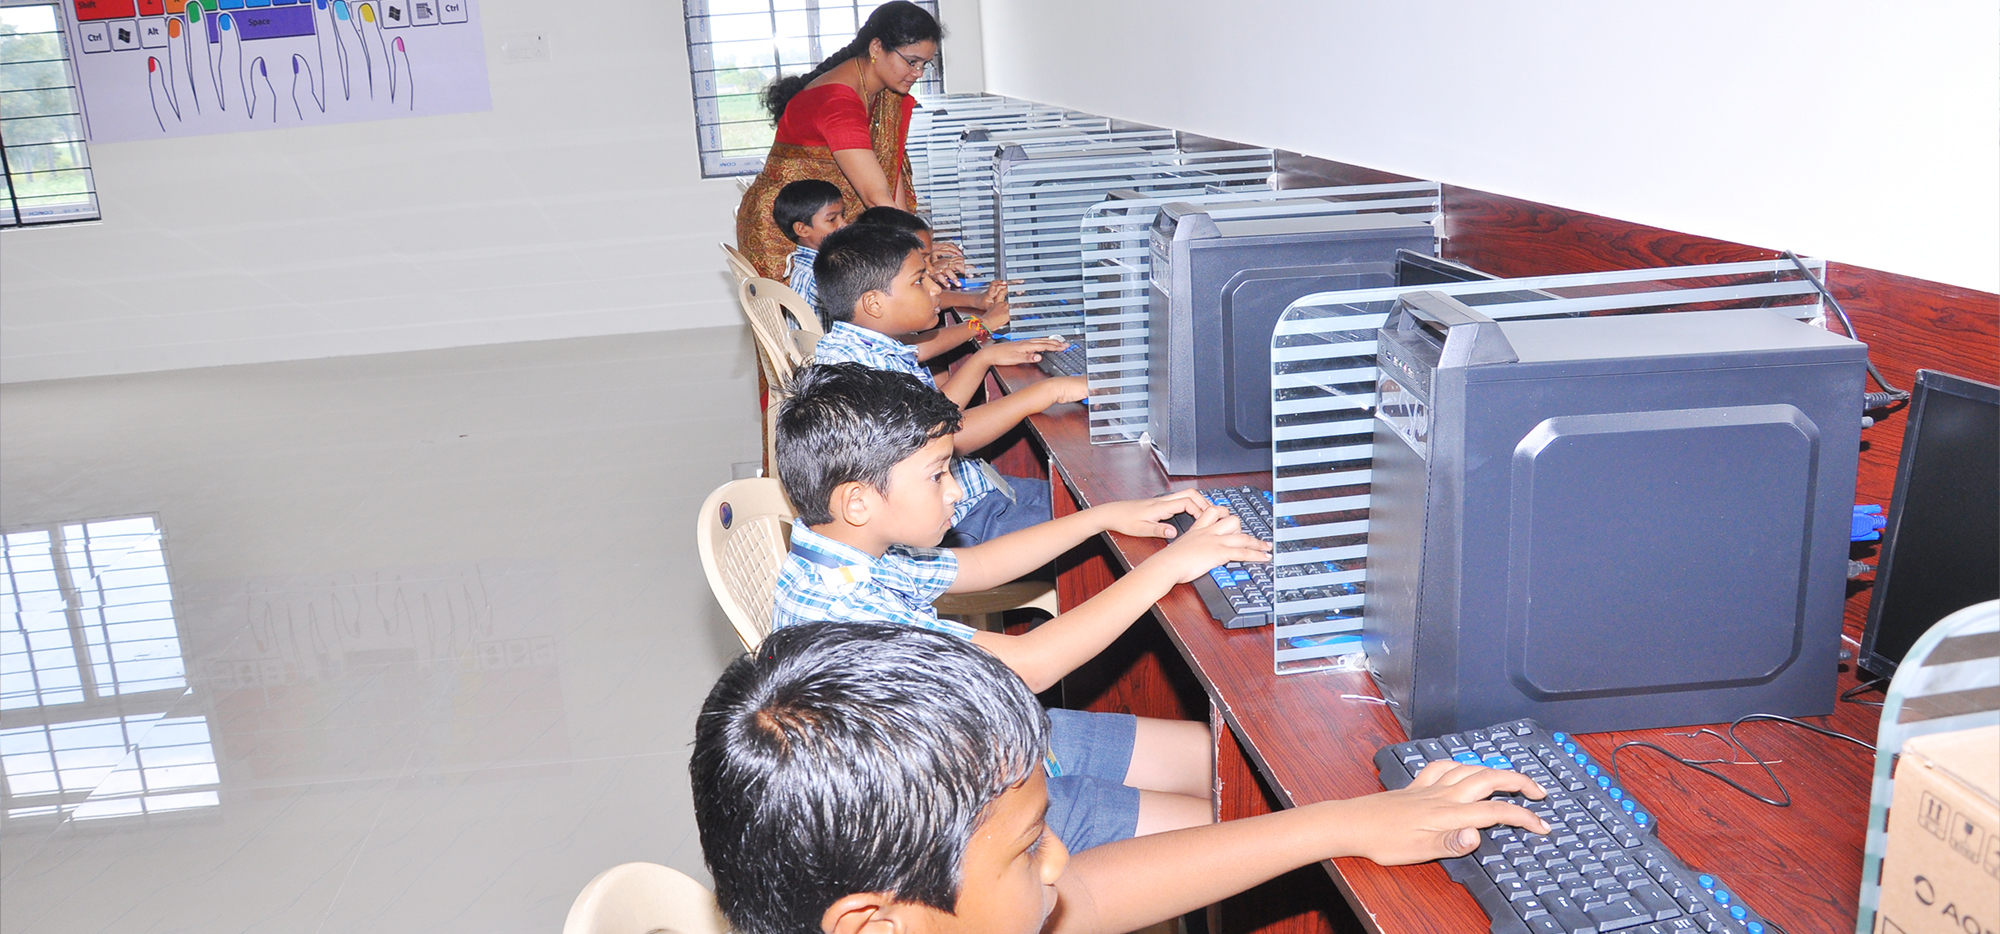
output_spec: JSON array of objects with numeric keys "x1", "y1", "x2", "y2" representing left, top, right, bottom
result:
[
  {"x1": 1039, "y1": 375, "x2": 1090, "y2": 405},
  {"x1": 1339, "y1": 761, "x2": 1549, "y2": 867},
  {"x1": 978, "y1": 337, "x2": 1070, "y2": 368},
  {"x1": 1151, "y1": 505, "x2": 1272, "y2": 584},
  {"x1": 1090, "y1": 489, "x2": 1213, "y2": 540}
]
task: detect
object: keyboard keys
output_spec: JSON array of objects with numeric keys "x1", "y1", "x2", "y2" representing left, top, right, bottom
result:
[
  {"x1": 1585, "y1": 897, "x2": 1649, "y2": 930},
  {"x1": 1374, "y1": 719, "x2": 1767, "y2": 934}
]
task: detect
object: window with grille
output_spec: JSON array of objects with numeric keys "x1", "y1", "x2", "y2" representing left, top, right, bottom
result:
[
  {"x1": 0, "y1": 1, "x2": 99, "y2": 228},
  {"x1": 683, "y1": 0, "x2": 941, "y2": 178}
]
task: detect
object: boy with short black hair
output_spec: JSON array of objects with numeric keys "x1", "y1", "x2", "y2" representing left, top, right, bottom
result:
[
  {"x1": 852, "y1": 204, "x2": 994, "y2": 305},
  {"x1": 692, "y1": 622, "x2": 1553, "y2": 934},
  {"x1": 772, "y1": 362, "x2": 1270, "y2": 853},
  {"x1": 811, "y1": 224, "x2": 1082, "y2": 544},
  {"x1": 772, "y1": 179, "x2": 846, "y2": 310}
]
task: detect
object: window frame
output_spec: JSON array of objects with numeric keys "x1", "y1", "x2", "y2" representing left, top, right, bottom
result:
[
  {"x1": 682, "y1": 0, "x2": 941, "y2": 178},
  {"x1": 0, "y1": 0, "x2": 100, "y2": 228}
]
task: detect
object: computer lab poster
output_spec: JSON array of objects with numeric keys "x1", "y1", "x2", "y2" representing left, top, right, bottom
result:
[{"x1": 65, "y1": 0, "x2": 492, "y2": 143}]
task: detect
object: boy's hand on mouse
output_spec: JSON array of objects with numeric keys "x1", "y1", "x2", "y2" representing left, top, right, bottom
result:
[
  {"x1": 1335, "y1": 761, "x2": 1550, "y2": 867},
  {"x1": 978, "y1": 337, "x2": 1069, "y2": 368},
  {"x1": 1149, "y1": 505, "x2": 1271, "y2": 583},
  {"x1": 1090, "y1": 489, "x2": 1214, "y2": 539}
]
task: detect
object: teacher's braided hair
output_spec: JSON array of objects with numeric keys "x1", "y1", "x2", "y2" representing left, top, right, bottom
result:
[{"x1": 762, "y1": 1, "x2": 944, "y2": 122}]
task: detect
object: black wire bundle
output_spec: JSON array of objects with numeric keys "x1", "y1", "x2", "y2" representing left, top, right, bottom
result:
[{"x1": 1607, "y1": 713, "x2": 1875, "y2": 809}]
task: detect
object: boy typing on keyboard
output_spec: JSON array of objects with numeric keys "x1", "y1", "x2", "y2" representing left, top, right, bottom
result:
[
  {"x1": 693, "y1": 622, "x2": 1552, "y2": 934},
  {"x1": 810, "y1": 222, "x2": 1087, "y2": 544},
  {"x1": 771, "y1": 362, "x2": 1272, "y2": 852}
]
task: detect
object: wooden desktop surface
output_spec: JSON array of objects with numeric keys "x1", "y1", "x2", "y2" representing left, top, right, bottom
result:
[{"x1": 987, "y1": 364, "x2": 1885, "y2": 934}]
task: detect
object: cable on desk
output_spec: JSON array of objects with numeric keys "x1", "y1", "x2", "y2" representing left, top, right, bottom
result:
[
  {"x1": 1840, "y1": 677, "x2": 1887, "y2": 708},
  {"x1": 1607, "y1": 713, "x2": 1876, "y2": 809},
  {"x1": 1782, "y1": 250, "x2": 1910, "y2": 409}
]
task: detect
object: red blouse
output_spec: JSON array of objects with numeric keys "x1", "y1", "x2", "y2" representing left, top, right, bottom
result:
[{"x1": 772, "y1": 82, "x2": 916, "y2": 151}]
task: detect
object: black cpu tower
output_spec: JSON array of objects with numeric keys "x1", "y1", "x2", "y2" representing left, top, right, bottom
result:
[
  {"x1": 1362, "y1": 293, "x2": 1866, "y2": 736},
  {"x1": 1146, "y1": 206, "x2": 1435, "y2": 475}
]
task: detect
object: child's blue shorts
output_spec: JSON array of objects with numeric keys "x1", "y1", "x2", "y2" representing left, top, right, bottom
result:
[
  {"x1": 943, "y1": 474, "x2": 1053, "y2": 547},
  {"x1": 1043, "y1": 708, "x2": 1140, "y2": 852}
]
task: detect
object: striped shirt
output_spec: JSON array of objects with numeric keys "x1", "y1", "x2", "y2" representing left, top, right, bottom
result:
[
  {"x1": 810, "y1": 322, "x2": 1000, "y2": 523},
  {"x1": 770, "y1": 524, "x2": 975, "y2": 639},
  {"x1": 786, "y1": 246, "x2": 820, "y2": 319}
]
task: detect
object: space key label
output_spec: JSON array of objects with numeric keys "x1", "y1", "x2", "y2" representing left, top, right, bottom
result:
[
  {"x1": 75, "y1": 0, "x2": 139, "y2": 20},
  {"x1": 234, "y1": 4, "x2": 312, "y2": 38}
]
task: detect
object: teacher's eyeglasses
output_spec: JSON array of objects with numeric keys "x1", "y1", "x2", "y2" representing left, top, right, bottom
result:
[{"x1": 893, "y1": 49, "x2": 937, "y2": 76}]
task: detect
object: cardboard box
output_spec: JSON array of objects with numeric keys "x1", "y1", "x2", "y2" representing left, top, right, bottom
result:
[{"x1": 1877, "y1": 724, "x2": 2000, "y2": 934}]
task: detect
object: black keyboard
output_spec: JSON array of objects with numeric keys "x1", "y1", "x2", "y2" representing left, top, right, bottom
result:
[
  {"x1": 1376, "y1": 719, "x2": 1775, "y2": 934},
  {"x1": 1165, "y1": 486, "x2": 1276, "y2": 629},
  {"x1": 1035, "y1": 341, "x2": 1087, "y2": 377}
]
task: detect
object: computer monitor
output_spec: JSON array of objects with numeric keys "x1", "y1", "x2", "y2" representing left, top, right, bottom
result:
[{"x1": 1855, "y1": 369, "x2": 2000, "y2": 680}]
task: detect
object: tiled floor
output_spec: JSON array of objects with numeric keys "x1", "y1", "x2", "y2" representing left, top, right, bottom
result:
[{"x1": 0, "y1": 327, "x2": 762, "y2": 932}]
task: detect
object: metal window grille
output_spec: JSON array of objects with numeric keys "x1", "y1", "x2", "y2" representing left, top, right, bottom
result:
[
  {"x1": 0, "y1": 1, "x2": 100, "y2": 227},
  {"x1": 1267, "y1": 259, "x2": 1832, "y2": 673},
  {"x1": 684, "y1": 0, "x2": 942, "y2": 178}
]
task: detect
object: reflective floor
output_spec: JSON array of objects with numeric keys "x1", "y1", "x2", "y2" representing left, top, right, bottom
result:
[{"x1": 0, "y1": 327, "x2": 761, "y2": 933}]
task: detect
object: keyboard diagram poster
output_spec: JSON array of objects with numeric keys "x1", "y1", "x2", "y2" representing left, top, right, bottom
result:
[{"x1": 66, "y1": 0, "x2": 491, "y2": 143}]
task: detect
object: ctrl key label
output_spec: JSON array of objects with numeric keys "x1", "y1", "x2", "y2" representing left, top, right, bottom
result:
[
  {"x1": 439, "y1": 0, "x2": 464, "y2": 23},
  {"x1": 79, "y1": 22, "x2": 113, "y2": 52}
]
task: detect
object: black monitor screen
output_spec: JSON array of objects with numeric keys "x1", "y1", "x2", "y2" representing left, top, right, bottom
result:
[{"x1": 1857, "y1": 369, "x2": 2000, "y2": 679}]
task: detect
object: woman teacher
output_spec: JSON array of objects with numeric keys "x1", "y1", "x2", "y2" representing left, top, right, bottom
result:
[{"x1": 734, "y1": 2, "x2": 942, "y2": 280}]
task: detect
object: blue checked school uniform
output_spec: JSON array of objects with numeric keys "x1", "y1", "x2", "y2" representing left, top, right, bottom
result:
[
  {"x1": 770, "y1": 524, "x2": 1141, "y2": 851},
  {"x1": 786, "y1": 245, "x2": 820, "y2": 319},
  {"x1": 771, "y1": 524, "x2": 975, "y2": 639}
]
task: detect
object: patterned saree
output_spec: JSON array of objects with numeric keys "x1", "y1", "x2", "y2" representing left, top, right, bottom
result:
[{"x1": 735, "y1": 89, "x2": 919, "y2": 281}]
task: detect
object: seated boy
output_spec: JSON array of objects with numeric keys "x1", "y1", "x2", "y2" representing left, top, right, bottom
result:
[
  {"x1": 811, "y1": 223, "x2": 1085, "y2": 544},
  {"x1": 772, "y1": 179, "x2": 847, "y2": 312},
  {"x1": 772, "y1": 362, "x2": 1273, "y2": 852},
  {"x1": 692, "y1": 622, "x2": 1553, "y2": 934},
  {"x1": 852, "y1": 205, "x2": 1012, "y2": 359}
]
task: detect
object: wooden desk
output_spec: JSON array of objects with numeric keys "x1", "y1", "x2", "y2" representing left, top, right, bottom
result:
[{"x1": 985, "y1": 365, "x2": 1884, "y2": 934}]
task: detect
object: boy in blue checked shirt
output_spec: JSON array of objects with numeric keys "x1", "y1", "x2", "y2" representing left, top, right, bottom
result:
[
  {"x1": 772, "y1": 179, "x2": 847, "y2": 310},
  {"x1": 693, "y1": 623, "x2": 1551, "y2": 934},
  {"x1": 770, "y1": 362, "x2": 1274, "y2": 853},
  {"x1": 810, "y1": 223, "x2": 1082, "y2": 545}
]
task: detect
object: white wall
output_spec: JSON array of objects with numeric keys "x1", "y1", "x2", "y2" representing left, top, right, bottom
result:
[
  {"x1": 979, "y1": 0, "x2": 2000, "y2": 294},
  {"x1": 1, "y1": 0, "x2": 745, "y2": 383}
]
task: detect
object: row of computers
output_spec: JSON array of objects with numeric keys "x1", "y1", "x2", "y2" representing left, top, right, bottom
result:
[{"x1": 931, "y1": 102, "x2": 1995, "y2": 934}]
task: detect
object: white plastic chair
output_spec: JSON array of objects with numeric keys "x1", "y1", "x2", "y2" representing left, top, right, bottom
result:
[
  {"x1": 562, "y1": 862, "x2": 728, "y2": 934},
  {"x1": 696, "y1": 479, "x2": 1059, "y2": 653}
]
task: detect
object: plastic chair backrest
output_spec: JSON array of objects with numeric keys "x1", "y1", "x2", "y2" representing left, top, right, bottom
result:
[
  {"x1": 753, "y1": 276, "x2": 825, "y2": 357},
  {"x1": 696, "y1": 478, "x2": 796, "y2": 652},
  {"x1": 562, "y1": 862, "x2": 729, "y2": 934},
  {"x1": 738, "y1": 278, "x2": 808, "y2": 387},
  {"x1": 720, "y1": 243, "x2": 759, "y2": 282},
  {"x1": 742, "y1": 277, "x2": 824, "y2": 361}
]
